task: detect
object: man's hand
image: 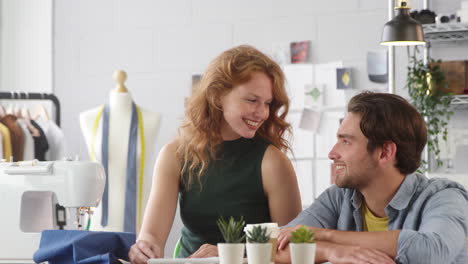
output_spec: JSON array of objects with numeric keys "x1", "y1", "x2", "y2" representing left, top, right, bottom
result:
[
  {"x1": 189, "y1": 244, "x2": 218, "y2": 258},
  {"x1": 277, "y1": 225, "x2": 302, "y2": 250},
  {"x1": 278, "y1": 225, "x2": 325, "y2": 250},
  {"x1": 128, "y1": 240, "x2": 163, "y2": 264},
  {"x1": 326, "y1": 243, "x2": 395, "y2": 264}
]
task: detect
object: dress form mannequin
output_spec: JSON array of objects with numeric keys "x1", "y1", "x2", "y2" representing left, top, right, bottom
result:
[{"x1": 79, "y1": 70, "x2": 161, "y2": 233}]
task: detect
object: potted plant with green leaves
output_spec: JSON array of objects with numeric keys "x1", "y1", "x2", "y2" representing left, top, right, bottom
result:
[
  {"x1": 245, "y1": 225, "x2": 272, "y2": 264},
  {"x1": 217, "y1": 216, "x2": 246, "y2": 264},
  {"x1": 290, "y1": 226, "x2": 315, "y2": 264},
  {"x1": 406, "y1": 47, "x2": 454, "y2": 172}
]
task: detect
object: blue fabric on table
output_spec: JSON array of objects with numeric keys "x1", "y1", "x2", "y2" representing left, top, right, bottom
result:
[{"x1": 33, "y1": 230, "x2": 135, "y2": 264}]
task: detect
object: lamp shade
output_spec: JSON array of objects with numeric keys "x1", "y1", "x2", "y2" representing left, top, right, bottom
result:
[{"x1": 381, "y1": 8, "x2": 425, "y2": 46}]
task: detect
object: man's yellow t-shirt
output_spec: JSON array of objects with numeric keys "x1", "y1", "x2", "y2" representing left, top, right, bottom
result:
[{"x1": 362, "y1": 202, "x2": 389, "y2": 232}]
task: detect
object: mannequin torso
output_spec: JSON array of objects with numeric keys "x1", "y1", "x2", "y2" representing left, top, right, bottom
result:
[{"x1": 79, "y1": 91, "x2": 161, "y2": 233}]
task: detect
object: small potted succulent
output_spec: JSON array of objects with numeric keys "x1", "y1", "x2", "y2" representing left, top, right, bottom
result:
[
  {"x1": 217, "y1": 216, "x2": 246, "y2": 264},
  {"x1": 246, "y1": 225, "x2": 272, "y2": 264},
  {"x1": 290, "y1": 226, "x2": 316, "y2": 264}
]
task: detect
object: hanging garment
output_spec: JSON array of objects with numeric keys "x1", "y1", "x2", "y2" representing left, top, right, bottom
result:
[
  {"x1": 17, "y1": 120, "x2": 35, "y2": 161},
  {"x1": 36, "y1": 119, "x2": 66, "y2": 161},
  {"x1": 0, "y1": 122, "x2": 9, "y2": 161},
  {"x1": 90, "y1": 103, "x2": 145, "y2": 233},
  {"x1": 0, "y1": 132, "x2": 3, "y2": 160},
  {"x1": 0, "y1": 122, "x2": 12, "y2": 160},
  {"x1": 1, "y1": 115, "x2": 24, "y2": 161},
  {"x1": 30, "y1": 120, "x2": 49, "y2": 161}
]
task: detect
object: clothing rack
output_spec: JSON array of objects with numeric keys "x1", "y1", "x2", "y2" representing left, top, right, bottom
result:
[{"x1": 0, "y1": 92, "x2": 61, "y2": 127}]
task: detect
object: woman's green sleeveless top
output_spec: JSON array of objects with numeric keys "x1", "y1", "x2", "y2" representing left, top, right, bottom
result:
[{"x1": 178, "y1": 137, "x2": 272, "y2": 257}]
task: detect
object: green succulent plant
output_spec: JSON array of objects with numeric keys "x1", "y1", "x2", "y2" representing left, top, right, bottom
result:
[
  {"x1": 246, "y1": 225, "x2": 270, "y2": 243},
  {"x1": 290, "y1": 226, "x2": 315, "y2": 243},
  {"x1": 217, "y1": 216, "x2": 246, "y2": 243}
]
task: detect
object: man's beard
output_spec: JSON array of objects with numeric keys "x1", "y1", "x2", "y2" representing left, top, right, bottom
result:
[{"x1": 335, "y1": 158, "x2": 378, "y2": 189}]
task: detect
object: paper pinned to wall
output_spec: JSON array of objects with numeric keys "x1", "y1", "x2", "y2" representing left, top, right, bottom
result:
[
  {"x1": 314, "y1": 61, "x2": 346, "y2": 108},
  {"x1": 304, "y1": 84, "x2": 324, "y2": 109},
  {"x1": 283, "y1": 64, "x2": 314, "y2": 111},
  {"x1": 298, "y1": 108, "x2": 322, "y2": 133}
]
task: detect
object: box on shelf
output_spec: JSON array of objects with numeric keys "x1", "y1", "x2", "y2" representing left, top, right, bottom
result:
[{"x1": 431, "y1": 60, "x2": 468, "y2": 95}]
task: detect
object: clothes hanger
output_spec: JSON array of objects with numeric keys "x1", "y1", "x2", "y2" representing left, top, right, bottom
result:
[
  {"x1": 0, "y1": 100, "x2": 6, "y2": 118},
  {"x1": 10, "y1": 91, "x2": 21, "y2": 117},
  {"x1": 18, "y1": 92, "x2": 40, "y2": 137},
  {"x1": 32, "y1": 93, "x2": 50, "y2": 122},
  {"x1": 14, "y1": 92, "x2": 24, "y2": 119},
  {"x1": 21, "y1": 92, "x2": 32, "y2": 120},
  {"x1": 5, "y1": 91, "x2": 14, "y2": 115}
]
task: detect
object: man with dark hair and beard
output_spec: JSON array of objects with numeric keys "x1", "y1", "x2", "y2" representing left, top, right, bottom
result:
[{"x1": 276, "y1": 91, "x2": 468, "y2": 264}]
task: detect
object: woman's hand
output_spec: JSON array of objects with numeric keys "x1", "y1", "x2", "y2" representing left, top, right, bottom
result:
[
  {"x1": 189, "y1": 244, "x2": 218, "y2": 258},
  {"x1": 128, "y1": 240, "x2": 163, "y2": 264}
]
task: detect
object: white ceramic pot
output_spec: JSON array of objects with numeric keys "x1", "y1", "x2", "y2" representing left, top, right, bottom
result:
[
  {"x1": 244, "y1": 223, "x2": 279, "y2": 262},
  {"x1": 290, "y1": 243, "x2": 316, "y2": 264},
  {"x1": 217, "y1": 243, "x2": 245, "y2": 264},
  {"x1": 246, "y1": 243, "x2": 272, "y2": 264}
]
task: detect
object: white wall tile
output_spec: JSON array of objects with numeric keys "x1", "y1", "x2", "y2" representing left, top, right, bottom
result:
[
  {"x1": 193, "y1": 0, "x2": 272, "y2": 23},
  {"x1": 154, "y1": 24, "x2": 232, "y2": 72},
  {"x1": 190, "y1": 24, "x2": 234, "y2": 71},
  {"x1": 359, "y1": 0, "x2": 387, "y2": 10},
  {"x1": 117, "y1": 0, "x2": 191, "y2": 27},
  {"x1": 76, "y1": 0, "x2": 116, "y2": 34},
  {"x1": 316, "y1": 10, "x2": 387, "y2": 63},
  {"x1": 115, "y1": 29, "x2": 155, "y2": 72},
  {"x1": 272, "y1": 0, "x2": 359, "y2": 17},
  {"x1": 79, "y1": 31, "x2": 119, "y2": 75}
]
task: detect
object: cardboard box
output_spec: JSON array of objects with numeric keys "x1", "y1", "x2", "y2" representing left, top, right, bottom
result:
[{"x1": 433, "y1": 61, "x2": 468, "y2": 94}]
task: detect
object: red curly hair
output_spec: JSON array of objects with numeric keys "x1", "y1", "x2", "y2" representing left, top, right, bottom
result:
[{"x1": 177, "y1": 45, "x2": 292, "y2": 188}]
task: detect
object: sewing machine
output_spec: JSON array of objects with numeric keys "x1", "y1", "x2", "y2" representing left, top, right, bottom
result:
[{"x1": 0, "y1": 160, "x2": 105, "y2": 263}]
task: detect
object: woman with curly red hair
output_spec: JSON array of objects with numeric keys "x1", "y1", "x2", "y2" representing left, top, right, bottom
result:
[{"x1": 129, "y1": 45, "x2": 301, "y2": 263}]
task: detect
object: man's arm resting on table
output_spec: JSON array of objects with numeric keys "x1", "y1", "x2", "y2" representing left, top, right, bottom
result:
[
  {"x1": 317, "y1": 229, "x2": 400, "y2": 258},
  {"x1": 313, "y1": 189, "x2": 468, "y2": 263},
  {"x1": 275, "y1": 241, "x2": 395, "y2": 264}
]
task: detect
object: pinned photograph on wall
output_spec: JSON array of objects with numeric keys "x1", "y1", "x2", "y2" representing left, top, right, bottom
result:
[
  {"x1": 367, "y1": 50, "x2": 388, "y2": 83},
  {"x1": 186, "y1": 74, "x2": 203, "y2": 107},
  {"x1": 271, "y1": 42, "x2": 291, "y2": 65},
  {"x1": 336, "y1": 68, "x2": 353, "y2": 89},
  {"x1": 290, "y1": 41, "x2": 310, "y2": 64},
  {"x1": 298, "y1": 108, "x2": 322, "y2": 133},
  {"x1": 283, "y1": 64, "x2": 314, "y2": 110},
  {"x1": 304, "y1": 84, "x2": 324, "y2": 109},
  {"x1": 191, "y1": 74, "x2": 202, "y2": 94}
]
